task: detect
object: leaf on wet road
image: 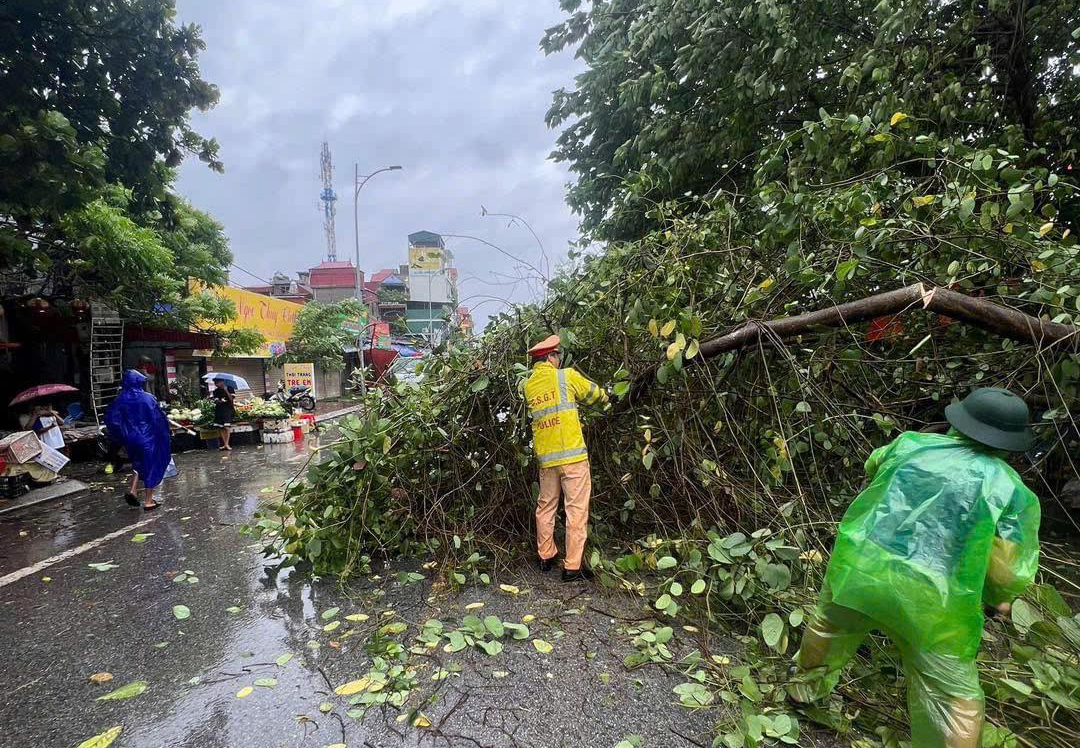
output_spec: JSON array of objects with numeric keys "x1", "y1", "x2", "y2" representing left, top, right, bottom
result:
[
  {"x1": 254, "y1": 678, "x2": 277, "y2": 688},
  {"x1": 464, "y1": 602, "x2": 484, "y2": 610},
  {"x1": 275, "y1": 653, "x2": 293, "y2": 667},
  {"x1": 130, "y1": 533, "x2": 154, "y2": 543},
  {"x1": 76, "y1": 726, "x2": 122, "y2": 748},
  {"x1": 172, "y1": 605, "x2": 191, "y2": 620},
  {"x1": 319, "y1": 701, "x2": 334, "y2": 713},
  {"x1": 321, "y1": 607, "x2": 340, "y2": 620},
  {"x1": 226, "y1": 606, "x2": 241, "y2": 614},
  {"x1": 478, "y1": 640, "x2": 503, "y2": 656},
  {"x1": 492, "y1": 670, "x2": 509, "y2": 678},
  {"x1": 334, "y1": 678, "x2": 370, "y2": 696},
  {"x1": 414, "y1": 714, "x2": 432, "y2": 728},
  {"x1": 521, "y1": 615, "x2": 536, "y2": 623},
  {"x1": 532, "y1": 639, "x2": 553, "y2": 654},
  {"x1": 323, "y1": 620, "x2": 341, "y2": 632},
  {"x1": 345, "y1": 613, "x2": 369, "y2": 622},
  {"x1": 498, "y1": 584, "x2": 521, "y2": 595},
  {"x1": 236, "y1": 686, "x2": 254, "y2": 698},
  {"x1": 615, "y1": 735, "x2": 644, "y2": 748},
  {"x1": 96, "y1": 681, "x2": 147, "y2": 701},
  {"x1": 89, "y1": 672, "x2": 113, "y2": 684},
  {"x1": 87, "y1": 562, "x2": 118, "y2": 572},
  {"x1": 152, "y1": 641, "x2": 169, "y2": 649}
]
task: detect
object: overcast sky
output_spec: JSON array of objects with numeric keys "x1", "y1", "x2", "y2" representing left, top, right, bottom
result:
[{"x1": 174, "y1": 1, "x2": 583, "y2": 328}]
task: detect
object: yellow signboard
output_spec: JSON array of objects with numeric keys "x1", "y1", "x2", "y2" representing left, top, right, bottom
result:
[
  {"x1": 409, "y1": 246, "x2": 442, "y2": 271},
  {"x1": 199, "y1": 285, "x2": 303, "y2": 358},
  {"x1": 283, "y1": 363, "x2": 315, "y2": 390}
]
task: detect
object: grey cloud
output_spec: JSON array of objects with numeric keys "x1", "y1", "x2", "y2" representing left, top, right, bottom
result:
[{"x1": 176, "y1": 0, "x2": 581, "y2": 328}]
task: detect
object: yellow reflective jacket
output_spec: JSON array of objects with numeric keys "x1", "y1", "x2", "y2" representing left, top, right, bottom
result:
[{"x1": 525, "y1": 362, "x2": 608, "y2": 469}]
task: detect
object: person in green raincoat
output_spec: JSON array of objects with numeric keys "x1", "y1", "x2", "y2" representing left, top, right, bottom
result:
[{"x1": 795, "y1": 388, "x2": 1041, "y2": 748}]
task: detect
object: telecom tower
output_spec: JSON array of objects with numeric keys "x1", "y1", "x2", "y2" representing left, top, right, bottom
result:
[{"x1": 319, "y1": 141, "x2": 338, "y2": 261}]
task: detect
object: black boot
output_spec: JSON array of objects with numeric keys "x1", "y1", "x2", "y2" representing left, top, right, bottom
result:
[
  {"x1": 561, "y1": 566, "x2": 595, "y2": 582},
  {"x1": 539, "y1": 557, "x2": 556, "y2": 573}
]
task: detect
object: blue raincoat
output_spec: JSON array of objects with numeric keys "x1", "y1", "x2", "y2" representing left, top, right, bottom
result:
[{"x1": 104, "y1": 370, "x2": 172, "y2": 489}]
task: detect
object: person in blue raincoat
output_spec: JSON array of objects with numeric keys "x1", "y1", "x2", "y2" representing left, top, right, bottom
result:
[{"x1": 104, "y1": 370, "x2": 173, "y2": 510}]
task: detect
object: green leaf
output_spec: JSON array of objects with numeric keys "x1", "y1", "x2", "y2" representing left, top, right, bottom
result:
[
  {"x1": 470, "y1": 376, "x2": 490, "y2": 392},
  {"x1": 321, "y1": 607, "x2": 340, "y2": 620},
  {"x1": 656, "y1": 555, "x2": 677, "y2": 570},
  {"x1": 275, "y1": 653, "x2": 293, "y2": 667},
  {"x1": 654, "y1": 593, "x2": 672, "y2": 610},
  {"x1": 130, "y1": 533, "x2": 154, "y2": 543},
  {"x1": 444, "y1": 631, "x2": 468, "y2": 653},
  {"x1": 97, "y1": 681, "x2": 148, "y2": 701},
  {"x1": 76, "y1": 727, "x2": 123, "y2": 748},
  {"x1": 172, "y1": 605, "x2": 191, "y2": 621},
  {"x1": 673, "y1": 681, "x2": 713, "y2": 707},
  {"x1": 483, "y1": 615, "x2": 505, "y2": 638},
  {"x1": 835, "y1": 258, "x2": 859, "y2": 280},
  {"x1": 226, "y1": 606, "x2": 242, "y2": 614},
  {"x1": 532, "y1": 638, "x2": 554, "y2": 654},
  {"x1": 760, "y1": 613, "x2": 784, "y2": 647},
  {"x1": 738, "y1": 674, "x2": 763, "y2": 702},
  {"x1": 503, "y1": 622, "x2": 531, "y2": 640},
  {"x1": 1011, "y1": 599, "x2": 1041, "y2": 636},
  {"x1": 323, "y1": 620, "x2": 341, "y2": 632},
  {"x1": 87, "y1": 561, "x2": 119, "y2": 572},
  {"x1": 690, "y1": 579, "x2": 706, "y2": 595},
  {"x1": 478, "y1": 639, "x2": 504, "y2": 656},
  {"x1": 254, "y1": 678, "x2": 277, "y2": 688},
  {"x1": 615, "y1": 736, "x2": 644, "y2": 748}
]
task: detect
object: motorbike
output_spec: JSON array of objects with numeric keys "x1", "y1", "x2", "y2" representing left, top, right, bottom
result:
[{"x1": 270, "y1": 380, "x2": 316, "y2": 413}]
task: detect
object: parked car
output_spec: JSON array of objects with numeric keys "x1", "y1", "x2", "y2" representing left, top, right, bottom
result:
[{"x1": 387, "y1": 357, "x2": 424, "y2": 386}]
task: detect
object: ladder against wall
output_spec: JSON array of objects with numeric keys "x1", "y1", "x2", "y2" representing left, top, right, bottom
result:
[{"x1": 90, "y1": 312, "x2": 124, "y2": 425}]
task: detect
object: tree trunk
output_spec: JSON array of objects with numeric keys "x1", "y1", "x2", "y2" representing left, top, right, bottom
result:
[{"x1": 619, "y1": 283, "x2": 1080, "y2": 409}]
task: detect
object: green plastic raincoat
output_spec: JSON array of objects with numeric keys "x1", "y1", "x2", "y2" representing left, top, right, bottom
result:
[
  {"x1": 799, "y1": 430, "x2": 1040, "y2": 748},
  {"x1": 825, "y1": 430, "x2": 1040, "y2": 657}
]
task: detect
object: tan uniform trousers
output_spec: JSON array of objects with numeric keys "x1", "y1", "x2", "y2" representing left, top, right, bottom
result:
[{"x1": 536, "y1": 459, "x2": 591, "y2": 571}]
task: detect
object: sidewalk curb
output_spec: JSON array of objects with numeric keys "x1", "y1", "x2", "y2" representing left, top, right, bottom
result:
[
  {"x1": 315, "y1": 405, "x2": 362, "y2": 423},
  {"x1": 0, "y1": 480, "x2": 89, "y2": 516}
]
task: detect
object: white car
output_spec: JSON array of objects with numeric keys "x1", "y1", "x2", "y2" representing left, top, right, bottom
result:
[{"x1": 388, "y1": 357, "x2": 424, "y2": 385}]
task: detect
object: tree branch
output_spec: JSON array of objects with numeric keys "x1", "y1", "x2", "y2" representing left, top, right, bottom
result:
[{"x1": 619, "y1": 283, "x2": 1080, "y2": 410}]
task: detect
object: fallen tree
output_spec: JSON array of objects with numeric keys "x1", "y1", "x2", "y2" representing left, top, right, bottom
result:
[
  {"x1": 623, "y1": 283, "x2": 1080, "y2": 408},
  {"x1": 256, "y1": 121, "x2": 1079, "y2": 747}
]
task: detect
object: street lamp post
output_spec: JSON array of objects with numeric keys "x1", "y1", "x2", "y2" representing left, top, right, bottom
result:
[{"x1": 352, "y1": 164, "x2": 402, "y2": 395}]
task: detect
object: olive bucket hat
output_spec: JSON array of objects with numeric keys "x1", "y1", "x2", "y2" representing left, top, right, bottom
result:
[{"x1": 945, "y1": 387, "x2": 1034, "y2": 452}]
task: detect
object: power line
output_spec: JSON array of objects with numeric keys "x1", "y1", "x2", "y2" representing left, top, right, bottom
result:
[{"x1": 229, "y1": 262, "x2": 272, "y2": 286}]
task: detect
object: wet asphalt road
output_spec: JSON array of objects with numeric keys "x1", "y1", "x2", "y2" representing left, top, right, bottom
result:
[{"x1": 0, "y1": 431, "x2": 714, "y2": 748}]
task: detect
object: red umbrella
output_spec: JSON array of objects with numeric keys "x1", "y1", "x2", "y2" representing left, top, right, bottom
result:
[{"x1": 9, "y1": 384, "x2": 79, "y2": 407}]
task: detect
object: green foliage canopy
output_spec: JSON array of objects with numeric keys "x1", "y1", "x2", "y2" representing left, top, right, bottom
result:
[
  {"x1": 543, "y1": 0, "x2": 1080, "y2": 241},
  {"x1": 0, "y1": 0, "x2": 228, "y2": 315}
]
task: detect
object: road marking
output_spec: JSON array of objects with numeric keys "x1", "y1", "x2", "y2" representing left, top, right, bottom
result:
[{"x1": 0, "y1": 514, "x2": 162, "y2": 589}]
